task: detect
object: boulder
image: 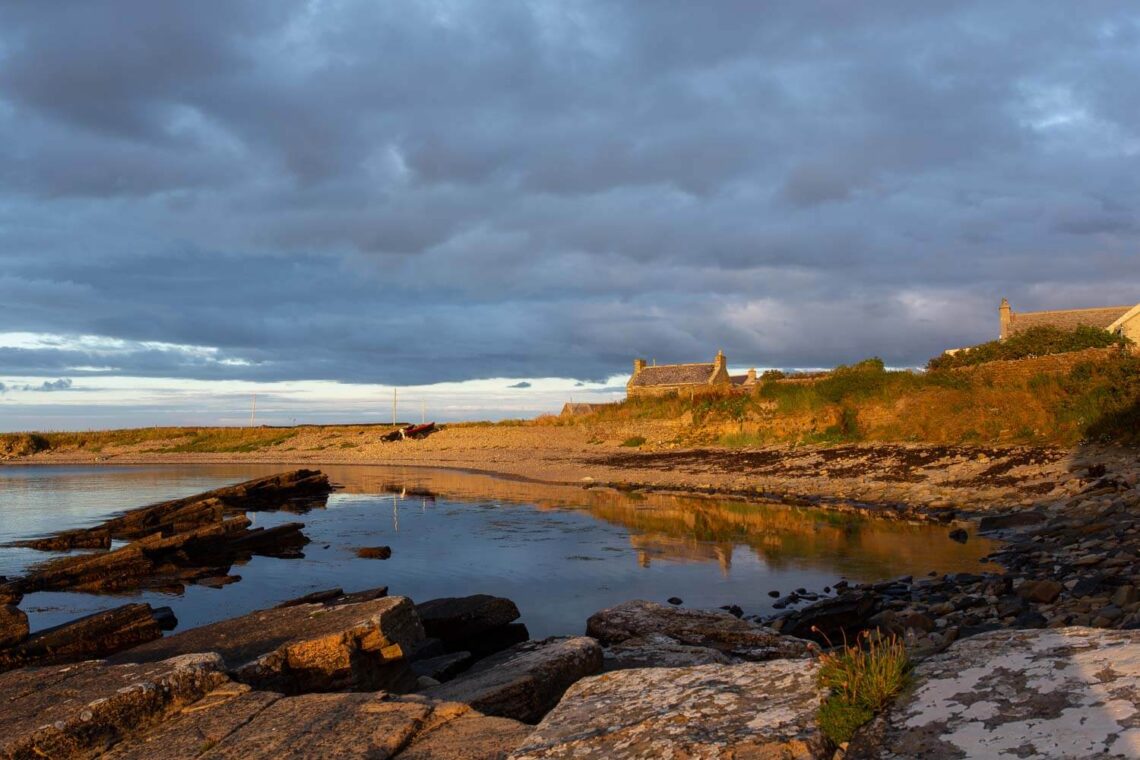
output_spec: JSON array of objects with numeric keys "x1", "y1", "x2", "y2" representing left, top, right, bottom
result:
[
  {"x1": 356, "y1": 546, "x2": 392, "y2": 559},
  {"x1": 0, "y1": 604, "x2": 29, "y2": 648},
  {"x1": 1018, "y1": 578, "x2": 1064, "y2": 604},
  {"x1": 848, "y1": 627, "x2": 1140, "y2": 759},
  {"x1": 424, "y1": 636, "x2": 603, "y2": 723},
  {"x1": 587, "y1": 600, "x2": 814, "y2": 662},
  {"x1": 776, "y1": 591, "x2": 879, "y2": 644},
  {"x1": 416, "y1": 595, "x2": 521, "y2": 645},
  {"x1": 0, "y1": 603, "x2": 163, "y2": 671},
  {"x1": 111, "y1": 595, "x2": 424, "y2": 693},
  {"x1": 101, "y1": 688, "x2": 530, "y2": 760},
  {"x1": 0, "y1": 653, "x2": 228, "y2": 760},
  {"x1": 509, "y1": 661, "x2": 826, "y2": 759}
]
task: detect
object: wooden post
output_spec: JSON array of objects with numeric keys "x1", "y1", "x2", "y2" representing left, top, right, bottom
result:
[
  {"x1": 250, "y1": 394, "x2": 256, "y2": 427},
  {"x1": 392, "y1": 388, "x2": 398, "y2": 426},
  {"x1": 421, "y1": 400, "x2": 426, "y2": 424}
]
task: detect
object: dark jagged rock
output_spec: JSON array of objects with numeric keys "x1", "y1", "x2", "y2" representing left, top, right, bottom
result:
[
  {"x1": 0, "y1": 653, "x2": 228, "y2": 760},
  {"x1": 356, "y1": 545, "x2": 392, "y2": 559},
  {"x1": 7, "y1": 470, "x2": 331, "y2": 553},
  {"x1": 110, "y1": 595, "x2": 424, "y2": 694},
  {"x1": 776, "y1": 591, "x2": 878, "y2": 644},
  {"x1": 417, "y1": 595, "x2": 522, "y2": 643},
  {"x1": 9, "y1": 527, "x2": 112, "y2": 551},
  {"x1": 463, "y1": 622, "x2": 531, "y2": 660},
  {"x1": 274, "y1": 587, "x2": 345, "y2": 608},
  {"x1": 415, "y1": 595, "x2": 527, "y2": 658},
  {"x1": 412, "y1": 651, "x2": 474, "y2": 682},
  {"x1": 0, "y1": 603, "x2": 163, "y2": 672},
  {"x1": 0, "y1": 604, "x2": 29, "y2": 648},
  {"x1": 11, "y1": 516, "x2": 310, "y2": 595},
  {"x1": 948, "y1": 527, "x2": 968, "y2": 543},
  {"x1": 423, "y1": 637, "x2": 603, "y2": 723}
]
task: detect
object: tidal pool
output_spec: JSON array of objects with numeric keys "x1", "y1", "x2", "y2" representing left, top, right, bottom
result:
[{"x1": 0, "y1": 463, "x2": 997, "y2": 637}]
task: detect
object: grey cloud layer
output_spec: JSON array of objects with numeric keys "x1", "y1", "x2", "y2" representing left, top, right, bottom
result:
[{"x1": 1, "y1": 1, "x2": 1138, "y2": 384}]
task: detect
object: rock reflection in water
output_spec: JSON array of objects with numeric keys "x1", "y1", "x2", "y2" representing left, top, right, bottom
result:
[{"x1": 0, "y1": 463, "x2": 996, "y2": 637}]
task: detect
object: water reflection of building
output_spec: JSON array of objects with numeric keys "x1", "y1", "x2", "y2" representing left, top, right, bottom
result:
[
  {"x1": 315, "y1": 464, "x2": 996, "y2": 580},
  {"x1": 631, "y1": 535, "x2": 733, "y2": 575}
]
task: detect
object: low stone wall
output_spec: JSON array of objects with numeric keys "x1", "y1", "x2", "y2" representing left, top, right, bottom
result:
[{"x1": 953, "y1": 346, "x2": 1121, "y2": 381}]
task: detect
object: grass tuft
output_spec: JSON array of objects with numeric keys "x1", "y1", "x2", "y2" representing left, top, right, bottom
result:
[
  {"x1": 619, "y1": 435, "x2": 647, "y2": 447},
  {"x1": 815, "y1": 630, "x2": 912, "y2": 746}
]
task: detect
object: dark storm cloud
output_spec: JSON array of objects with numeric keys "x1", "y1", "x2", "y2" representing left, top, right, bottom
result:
[{"x1": 1, "y1": 1, "x2": 1139, "y2": 386}]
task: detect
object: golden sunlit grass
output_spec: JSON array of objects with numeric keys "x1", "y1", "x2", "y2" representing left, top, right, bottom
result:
[
  {"x1": 0, "y1": 426, "x2": 298, "y2": 456},
  {"x1": 567, "y1": 351, "x2": 1140, "y2": 447}
]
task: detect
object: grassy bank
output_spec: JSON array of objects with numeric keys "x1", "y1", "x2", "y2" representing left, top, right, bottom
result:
[
  {"x1": 570, "y1": 349, "x2": 1140, "y2": 447},
  {"x1": 0, "y1": 426, "x2": 300, "y2": 459}
]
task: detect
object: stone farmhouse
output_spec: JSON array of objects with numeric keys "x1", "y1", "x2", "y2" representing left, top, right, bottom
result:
[
  {"x1": 1000, "y1": 298, "x2": 1140, "y2": 343},
  {"x1": 626, "y1": 351, "x2": 757, "y2": 398}
]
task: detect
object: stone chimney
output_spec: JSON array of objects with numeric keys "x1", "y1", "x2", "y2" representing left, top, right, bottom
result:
[
  {"x1": 999, "y1": 298, "x2": 1011, "y2": 339},
  {"x1": 633, "y1": 358, "x2": 647, "y2": 375},
  {"x1": 714, "y1": 350, "x2": 726, "y2": 373},
  {"x1": 746, "y1": 367, "x2": 757, "y2": 384}
]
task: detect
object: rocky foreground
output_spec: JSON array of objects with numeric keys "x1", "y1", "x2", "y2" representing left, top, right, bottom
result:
[
  {"x1": 3, "y1": 467, "x2": 1140, "y2": 757},
  {"x1": 1, "y1": 593, "x2": 1137, "y2": 759}
]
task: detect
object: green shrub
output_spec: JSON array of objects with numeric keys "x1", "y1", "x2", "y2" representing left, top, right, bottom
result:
[
  {"x1": 760, "y1": 369, "x2": 786, "y2": 381},
  {"x1": 620, "y1": 436, "x2": 647, "y2": 447},
  {"x1": 928, "y1": 326, "x2": 1130, "y2": 371}
]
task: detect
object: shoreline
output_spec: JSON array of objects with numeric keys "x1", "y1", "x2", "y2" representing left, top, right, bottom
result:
[{"x1": 6, "y1": 424, "x2": 1131, "y2": 524}]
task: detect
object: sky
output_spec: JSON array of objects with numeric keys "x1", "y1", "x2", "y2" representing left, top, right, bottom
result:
[{"x1": 1, "y1": 1, "x2": 1139, "y2": 428}]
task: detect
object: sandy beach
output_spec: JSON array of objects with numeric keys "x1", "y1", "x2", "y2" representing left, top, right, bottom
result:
[{"x1": 11, "y1": 424, "x2": 1130, "y2": 521}]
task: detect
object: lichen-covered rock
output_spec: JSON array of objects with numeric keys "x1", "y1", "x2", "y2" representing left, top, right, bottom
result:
[
  {"x1": 0, "y1": 653, "x2": 228, "y2": 760},
  {"x1": 849, "y1": 627, "x2": 1140, "y2": 759},
  {"x1": 509, "y1": 660, "x2": 826, "y2": 759},
  {"x1": 102, "y1": 688, "x2": 530, "y2": 760},
  {"x1": 602, "y1": 632, "x2": 733, "y2": 670},
  {"x1": 111, "y1": 595, "x2": 424, "y2": 693},
  {"x1": 587, "y1": 600, "x2": 815, "y2": 663},
  {"x1": 424, "y1": 636, "x2": 602, "y2": 723}
]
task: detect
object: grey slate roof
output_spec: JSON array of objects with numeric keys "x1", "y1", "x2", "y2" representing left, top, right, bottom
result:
[{"x1": 629, "y1": 363, "x2": 715, "y2": 387}]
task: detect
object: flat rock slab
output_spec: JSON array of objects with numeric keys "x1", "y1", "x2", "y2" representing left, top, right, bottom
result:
[
  {"x1": 602, "y1": 632, "x2": 733, "y2": 670},
  {"x1": 587, "y1": 600, "x2": 815, "y2": 664},
  {"x1": 852, "y1": 627, "x2": 1140, "y2": 759},
  {"x1": 104, "y1": 687, "x2": 530, "y2": 760},
  {"x1": 424, "y1": 636, "x2": 602, "y2": 724},
  {"x1": 110, "y1": 596, "x2": 424, "y2": 693},
  {"x1": 510, "y1": 660, "x2": 826, "y2": 759},
  {"x1": 0, "y1": 653, "x2": 228, "y2": 760}
]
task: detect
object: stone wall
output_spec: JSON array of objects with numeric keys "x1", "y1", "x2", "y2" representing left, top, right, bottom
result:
[{"x1": 953, "y1": 346, "x2": 1122, "y2": 381}]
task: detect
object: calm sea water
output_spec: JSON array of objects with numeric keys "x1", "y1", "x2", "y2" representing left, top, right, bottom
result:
[{"x1": 0, "y1": 463, "x2": 996, "y2": 638}]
